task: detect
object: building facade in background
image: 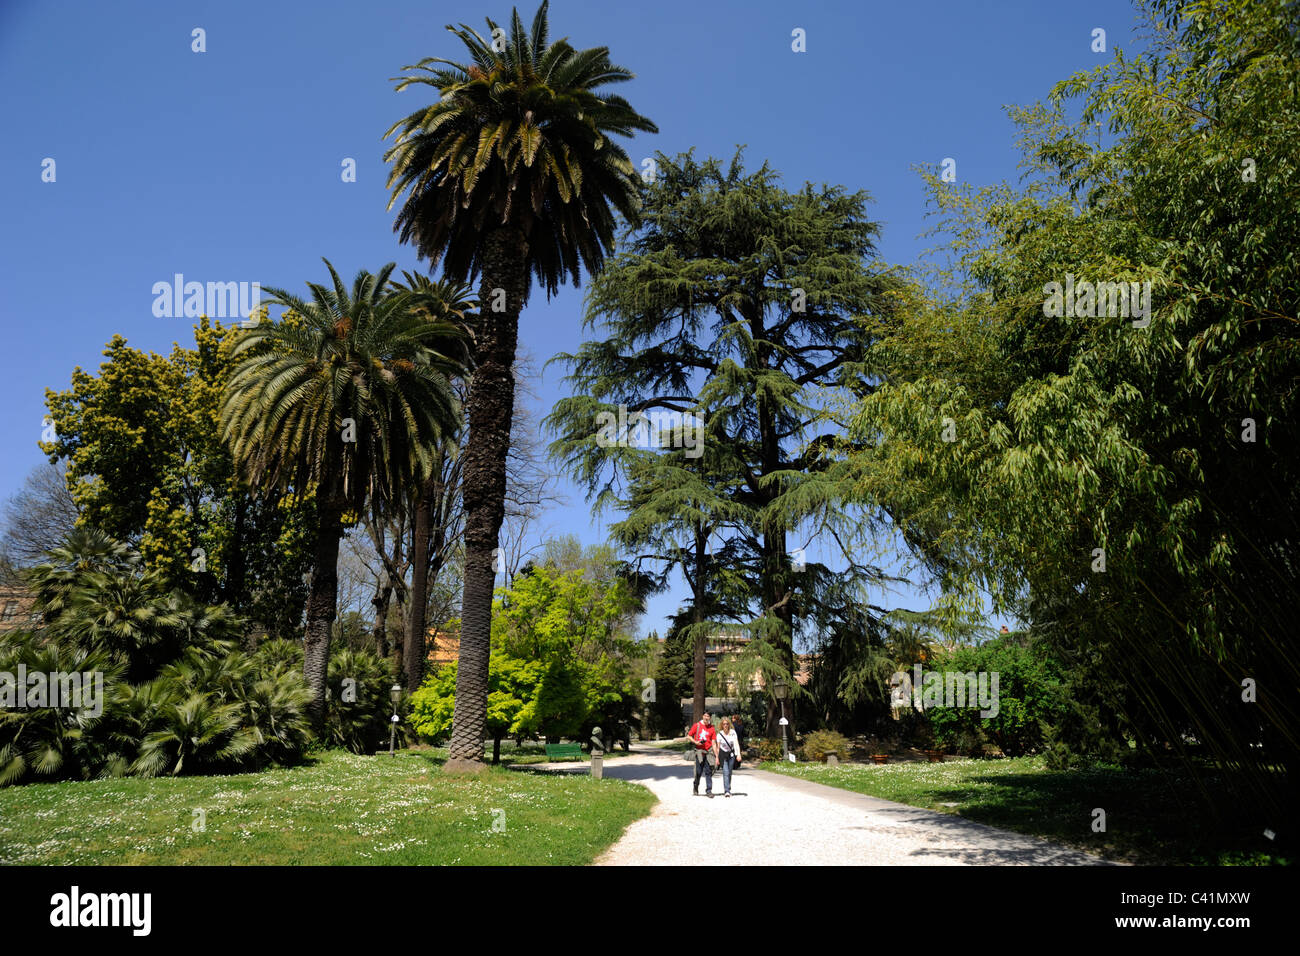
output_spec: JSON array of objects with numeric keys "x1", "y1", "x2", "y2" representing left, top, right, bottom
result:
[{"x1": 0, "y1": 587, "x2": 40, "y2": 634}]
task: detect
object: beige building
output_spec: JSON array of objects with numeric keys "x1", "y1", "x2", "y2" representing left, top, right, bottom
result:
[
  {"x1": 704, "y1": 632, "x2": 816, "y2": 695},
  {"x1": 0, "y1": 587, "x2": 40, "y2": 634},
  {"x1": 426, "y1": 628, "x2": 459, "y2": 669}
]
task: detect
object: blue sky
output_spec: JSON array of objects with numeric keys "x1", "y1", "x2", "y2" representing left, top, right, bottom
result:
[{"x1": 0, "y1": 0, "x2": 1142, "y2": 639}]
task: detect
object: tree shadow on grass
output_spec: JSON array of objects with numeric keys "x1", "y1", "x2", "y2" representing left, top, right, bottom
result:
[{"x1": 918, "y1": 767, "x2": 1282, "y2": 865}]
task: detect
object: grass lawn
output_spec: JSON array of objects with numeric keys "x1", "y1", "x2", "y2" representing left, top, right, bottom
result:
[
  {"x1": 0, "y1": 748, "x2": 655, "y2": 865},
  {"x1": 759, "y1": 756, "x2": 1287, "y2": 866}
]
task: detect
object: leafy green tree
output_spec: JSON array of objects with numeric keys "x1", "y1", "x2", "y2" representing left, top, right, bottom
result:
[
  {"x1": 493, "y1": 559, "x2": 640, "y2": 665},
  {"x1": 409, "y1": 664, "x2": 457, "y2": 742},
  {"x1": 923, "y1": 637, "x2": 1068, "y2": 758},
  {"x1": 486, "y1": 655, "x2": 539, "y2": 756},
  {"x1": 41, "y1": 319, "x2": 314, "y2": 637},
  {"x1": 650, "y1": 623, "x2": 693, "y2": 734},
  {"x1": 851, "y1": 0, "x2": 1299, "y2": 814},
  {"x1": 410, "y1": 652, "x2": 543, "y2": 762},
  {"x1": 221, "y1": 260, "x2": 466, "y2": 724},
  {"x1": 495, "y1": 549, "x2": 642, "y2": 743},
  {"x1": 549, "y1": 382, "x2": 748, "y2": 725},
  {"x1": 410, "y1": 544, "x2": 643, "y2": 755},
  {"x1": 384, "y1": 0, "x2": 656, "y2": 770}
]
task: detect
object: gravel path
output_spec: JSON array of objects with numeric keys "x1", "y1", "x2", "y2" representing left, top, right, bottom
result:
[{"x1": 592, "y1": 746, "x2": 1114, "y2": 866}]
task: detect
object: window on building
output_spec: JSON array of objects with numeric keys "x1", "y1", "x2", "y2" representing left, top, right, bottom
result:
[{"x1": 1, "y1": 600, "x2": 18, "y2": 622}]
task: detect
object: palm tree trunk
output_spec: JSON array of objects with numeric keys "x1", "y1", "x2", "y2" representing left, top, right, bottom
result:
[
  {"x1": 445, "y1": 226, "x2": 527, "y2": 773},
  {"x1": 403, "y1": 477, "x2": 434, "y2": 693},
  {"x1": 304, "y1": 502, "x2": 343, "y2": 729}
]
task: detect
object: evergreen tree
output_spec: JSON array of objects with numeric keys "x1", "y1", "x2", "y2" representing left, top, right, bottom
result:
[{"x1": 550, "y1": 149, "x2": 899, "y2": 733}]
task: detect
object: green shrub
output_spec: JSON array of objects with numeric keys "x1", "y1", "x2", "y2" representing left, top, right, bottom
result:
[
  {"x1": 925, "y1": 635, "x2": 1068, "y2": 757},
  {"x1": 949, "y1": 724, "x2": 988, "y2": 757},
  {"x1": 326, "y1": 647, "x2": 400, "y2": 754},
  {"x1": 2, "y1": 532, "x2": 317, "y2": 785},
  {"x1": 0, "y1": 632, "x2": 124, "y2": 785},
  {"x1": 409, "y1": 664, "x2": 456, "y2": 744},
  {"x1": 131, "y1": 691, "x2": 257, "y2": 777},
  {"x1": 241, "y1": 665, "x2": 313, "y2": 766},
  {"x1": 1040, "y1": 703, "x2": 1128, "y2": 771},
  {"x1": 800, "y1": 729, "x2": 851, "y2": 762},
  {"x1": 756, "y1": 737, "x2": 784, "y2": 762}
]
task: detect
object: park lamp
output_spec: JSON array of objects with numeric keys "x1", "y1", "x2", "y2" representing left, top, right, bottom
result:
[
  {"x1": 773, "y1": 677, "x2": 790, "y2": 760},
  {"x1": 388, "y1": 684, "x2": 402, "y2": 757}
]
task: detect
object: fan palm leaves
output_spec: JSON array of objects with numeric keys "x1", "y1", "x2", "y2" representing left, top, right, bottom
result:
[
  {"x1": 131, "y1": 692, "x2": 257, "y2": 777},
  {"x1": 55, "y1": 568, "x2": 186, "y2": 680},
  {"x1": 2, "y1": 531, "x2": 315, "y2": 785},
  {"x1": 155, "y1": 646, "x2": 250, "y2": 702},
  {"x1": 326, "y1": 646, "x2": 400, "y2": 754},
  {"x1": 0, "y1": 633, "x2": 121, "y2": 785},
  {"x1": 242, "y1": 668, "x2": 313, "y2": 765},
  {"x1": 27, "y1": 526, "x2": 139, "y2": 625}
]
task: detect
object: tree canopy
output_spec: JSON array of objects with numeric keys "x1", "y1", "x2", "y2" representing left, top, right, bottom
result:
[
  {"x1": 549, "y1": 148, "x2": 901, "y2": 729},
  {"x1": 849, "y1": 0, "x2": 1299, "y2": 814}
]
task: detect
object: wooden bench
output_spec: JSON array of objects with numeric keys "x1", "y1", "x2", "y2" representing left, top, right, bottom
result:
[{"x1": 544, "y1": 743, "x2": 584, "y2": 761}]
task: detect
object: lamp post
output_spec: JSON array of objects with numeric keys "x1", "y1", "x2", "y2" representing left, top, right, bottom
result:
[
  {"x1": 773, "y1": 677, "x2": 789, "y2": 760},
  {"x1": 388, "y1": 684, "x2": 402, "y2": 757}
]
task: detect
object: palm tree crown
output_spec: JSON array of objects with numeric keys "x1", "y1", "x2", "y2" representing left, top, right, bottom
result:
[
  {"x1": 221, "y1": 259, "x2": 468, "y2": 511},
  {"x1": 383, "y1": 0, "x2": 658, "y2": 298}
]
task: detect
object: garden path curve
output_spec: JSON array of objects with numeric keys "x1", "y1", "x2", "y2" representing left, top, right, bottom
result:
[{"x1": 589, "y1": 745, "x2": 1115, "y2": 866}]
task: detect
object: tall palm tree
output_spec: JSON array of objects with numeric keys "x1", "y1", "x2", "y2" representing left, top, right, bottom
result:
[
  {"x1": 384, "y1": 0, "x2": 656, "y2": 770},
  {"x1": 221, "y1": 260, "x2": 467, "y2": 723}
]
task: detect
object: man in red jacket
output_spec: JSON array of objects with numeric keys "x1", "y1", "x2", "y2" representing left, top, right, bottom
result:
[{"x1": 687, "y1": 711, "x2": 717, "y2": 796}]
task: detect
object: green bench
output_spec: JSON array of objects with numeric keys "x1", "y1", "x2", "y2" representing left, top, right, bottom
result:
[{"x1": 544, "y1": 743, "x2": 584, "y2": 761}]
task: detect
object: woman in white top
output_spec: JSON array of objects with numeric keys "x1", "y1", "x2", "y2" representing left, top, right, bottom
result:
[{"x1": 716, "y1": 717, "x2": 741, "y2": 797}]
